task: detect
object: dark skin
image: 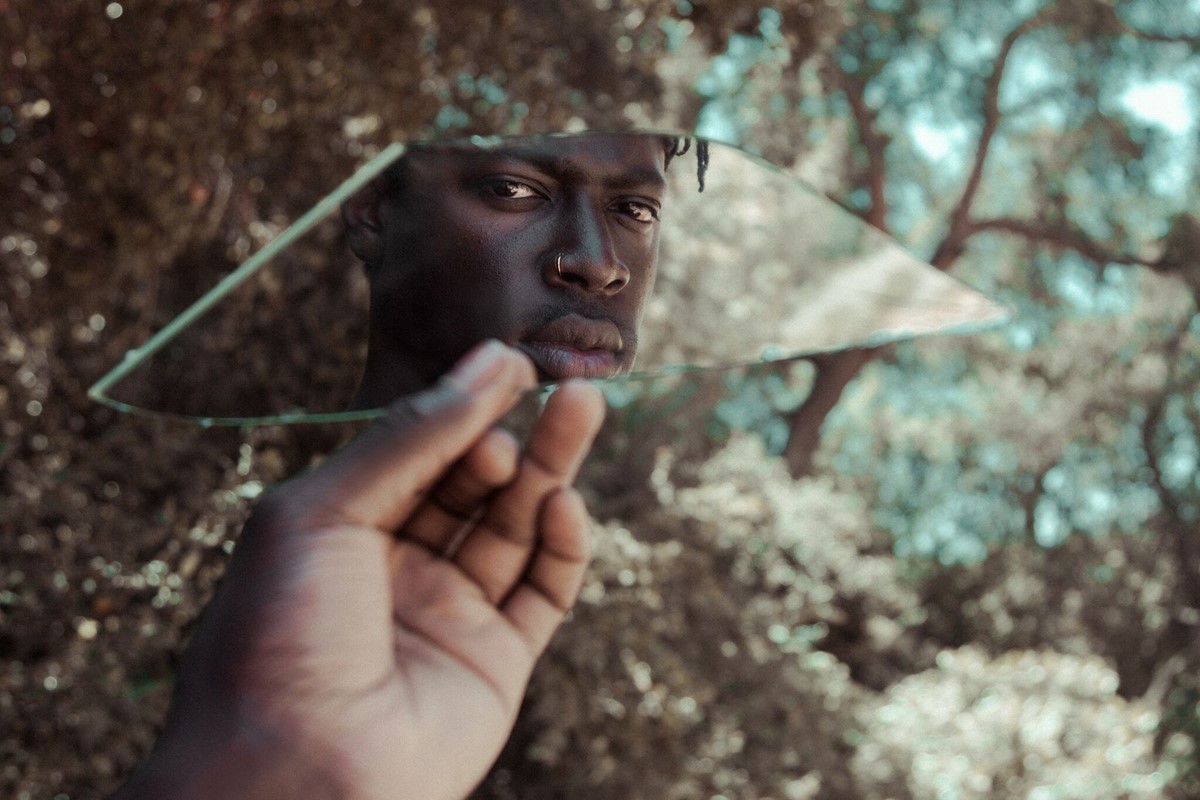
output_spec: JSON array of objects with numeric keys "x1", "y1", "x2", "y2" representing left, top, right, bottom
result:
[
  {"x1": 119, "y1": 137, "x2": 705, "y2": 798},
  {"x1": 118, "y1": 136, "x2": 680, "y2": 798},
  {"x1": 117, "y1": 342, "x2": 607, "y2": 800},
  {"x1": 344, "y1": 134, "x2": 668, "y2": 408}
]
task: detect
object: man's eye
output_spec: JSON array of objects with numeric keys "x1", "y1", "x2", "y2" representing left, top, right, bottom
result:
[
  {"x1": 487, "y1": 180, "x2": 542, "y2": 200},
  {"x1": 617, "y1": 201, "x2": 659, "y2": 224}
]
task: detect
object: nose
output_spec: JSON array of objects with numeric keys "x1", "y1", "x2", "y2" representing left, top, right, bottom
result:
[{"x1": 544, "y1": 206, "x2": 630, "y2": 296}]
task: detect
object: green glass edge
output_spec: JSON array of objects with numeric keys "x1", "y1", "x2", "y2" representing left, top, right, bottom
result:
[{"x1": 86, "y1": 141, "x2": 409, "y2": 415}]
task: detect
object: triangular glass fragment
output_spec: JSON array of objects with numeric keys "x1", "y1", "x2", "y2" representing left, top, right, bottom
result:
[{"x1": 90, "y1": 134, "x2": 1008, "y2": 425}]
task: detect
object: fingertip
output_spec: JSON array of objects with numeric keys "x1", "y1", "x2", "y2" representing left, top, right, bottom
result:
[
  {"x1": 554, "y1": 378, "x2": 606, "y2": 410},
  {"x1": 462, "y1": 427, "x2": 521, "y2": 487},
  {"x1": 444, "y1": 340, "x2": 537, "y2": 395},
  {"x1": 551, "y1": 380, "x2": 607, "y2": 435},
  {"x1": 555, "y1": 484, "x2": 589, "y2": 517},
  {"x1": 541, "y1": 486, "x2": 592, "y2": 561},
  {"x1": 320, "y1": 343, "x2": 540, "y2": 532},
  {"x1": 560, "y1": 378, "x2": 606, "y2": 407},
  {"x1": 443, "y1": 339, "x2": 508, "y2": 391},
  {"x1": 509, "y1": 348, "x2": 538, "y2": 390}
]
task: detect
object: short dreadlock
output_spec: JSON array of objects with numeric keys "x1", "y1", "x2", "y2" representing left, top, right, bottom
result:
[{"x1": 662, "y1": 136, "x2": 710, "y2": 192}]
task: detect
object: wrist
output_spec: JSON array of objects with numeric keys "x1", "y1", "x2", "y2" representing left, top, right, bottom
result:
[{"x1": 116, "y1": 712, "x2": 348, "y2": 800}]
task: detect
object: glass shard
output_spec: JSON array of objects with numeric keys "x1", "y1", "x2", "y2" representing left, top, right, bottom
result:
[{"x1": 90, "y1": 133, "x2": 1008, "y2": 425}]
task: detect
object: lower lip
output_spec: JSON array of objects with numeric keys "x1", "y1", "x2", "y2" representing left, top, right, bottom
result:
[{"x1": 518, "y1": 342, "x2": 621, "y2": 381}]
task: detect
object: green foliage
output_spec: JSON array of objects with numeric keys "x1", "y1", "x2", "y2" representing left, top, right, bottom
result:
[{"x1": 855, "y1": 648, "x2": 1169, "y2": 800}]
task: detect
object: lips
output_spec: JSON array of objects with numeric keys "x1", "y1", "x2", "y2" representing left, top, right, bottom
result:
[{"x1": 518, "y1": 314, "x2": 625, "y2": 381}]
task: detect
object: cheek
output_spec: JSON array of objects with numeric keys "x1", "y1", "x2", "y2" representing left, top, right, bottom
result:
[
  {"x1": 622, "y1": 236, "x2": 659, "y2": 307},
  {"x1": 435, "y1": 231, "x2": 546, "y2": 336},
  {"x1": 460, "y1": 215, "x2": 550, "y2": 285},
  {"x1": 444, "y1": 228, "x2": 529, "y2": 294}
]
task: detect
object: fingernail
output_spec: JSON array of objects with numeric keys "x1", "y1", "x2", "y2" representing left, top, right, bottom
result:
[{"x1": 447, "y1": 339, "x2": 508, "y2": 390}]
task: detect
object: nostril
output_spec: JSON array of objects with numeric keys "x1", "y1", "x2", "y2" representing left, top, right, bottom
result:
[
  {"x1": 560, "y1": 271, "x2": 589, "y2": 288},
  {"x1": 551, "y1": 250, "x2": 629, "y2": 295},
  {"x1": 552, "y1": 253, "x2": 589, "y2": 288}
]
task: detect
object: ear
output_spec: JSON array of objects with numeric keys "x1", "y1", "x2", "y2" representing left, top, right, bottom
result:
[{"x1": 341, "y1": 177, "x2": 387, "y2": 266}]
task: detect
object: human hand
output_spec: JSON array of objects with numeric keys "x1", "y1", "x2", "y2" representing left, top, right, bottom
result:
[{"x1": 117, "y1": 341, "x2": 605, "y2": 800}]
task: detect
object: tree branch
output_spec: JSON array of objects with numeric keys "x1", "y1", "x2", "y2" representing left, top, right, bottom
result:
[
  {"x1": 969, "y1": 216, "x2": 1157, "y2": 267},
  {"x1": 782, "y1": 10, "x2": 1055, "y2": 478},
  {"x1": 1115, "y1": 21, "x2": 1200, "y2": 47},
  {"x1": 782, "y1": 348, "x2": 880, "y2": 478},
  {"x1": 835, "y1": 69, "x2": 891, "y2": 232},
  {"x1": 930, "y1": 9, "x2": 1053, "y2": 269}
]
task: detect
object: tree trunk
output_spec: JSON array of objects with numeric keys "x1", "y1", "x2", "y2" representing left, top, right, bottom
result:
[{"x1": 781, "y1": 347, "x2": 879, "y2": 478}]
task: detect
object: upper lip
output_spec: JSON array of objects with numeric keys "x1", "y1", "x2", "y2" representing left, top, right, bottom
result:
[{"x1": 522, "y1": 314, "x2": 624, "y2": 353}]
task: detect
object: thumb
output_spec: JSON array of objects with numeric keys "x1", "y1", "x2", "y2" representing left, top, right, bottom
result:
[{"x1": 280, "y1": 340, "x2": 537, "y2": 534}]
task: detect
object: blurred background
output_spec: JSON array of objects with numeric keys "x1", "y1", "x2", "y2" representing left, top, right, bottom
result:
[{"x1": 3, "y1": 1, "x2": 1198, "y2": 798}]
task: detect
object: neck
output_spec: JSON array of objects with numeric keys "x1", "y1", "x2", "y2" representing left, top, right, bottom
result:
[{"x1": 346, "y1": 329, "x2": 437, "y2": 410}]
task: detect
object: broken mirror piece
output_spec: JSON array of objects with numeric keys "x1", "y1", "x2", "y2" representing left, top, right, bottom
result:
[{"x1": 89, "y1": 132, "x2": 1008, "y2": 425}]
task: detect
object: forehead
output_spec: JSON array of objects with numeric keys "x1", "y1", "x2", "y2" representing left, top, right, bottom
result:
[{"x1": 412, "y1": 134, "x2": 668, "y2": 191}]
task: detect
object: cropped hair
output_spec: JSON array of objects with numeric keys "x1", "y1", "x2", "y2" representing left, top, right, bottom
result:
[{"x1": 661, "y1": 136, "x2": 709, "y2": 192}]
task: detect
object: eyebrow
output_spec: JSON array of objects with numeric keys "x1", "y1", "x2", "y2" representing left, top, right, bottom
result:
[{"x1": 473, "y1": 146, "x2": 668, "y2": 194}]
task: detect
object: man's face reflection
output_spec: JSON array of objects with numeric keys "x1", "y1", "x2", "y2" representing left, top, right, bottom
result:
[{"x1": 347, "y1": 134, "x2": 667, "y2": 407}]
